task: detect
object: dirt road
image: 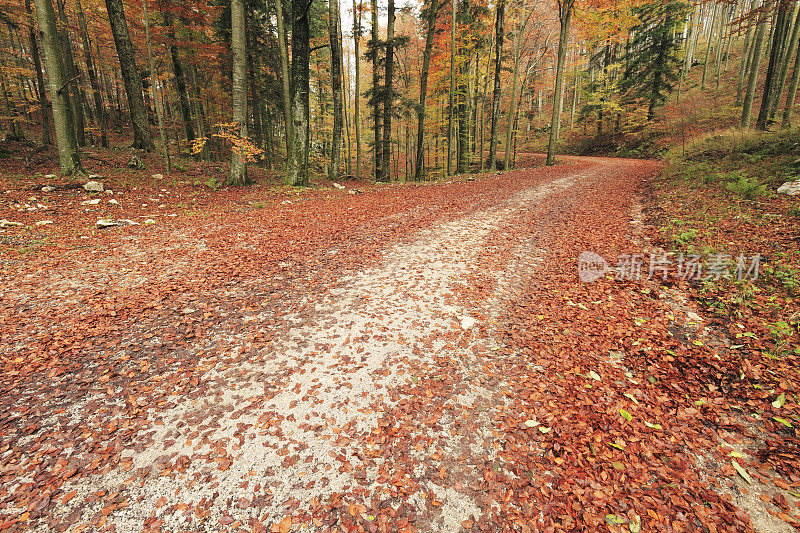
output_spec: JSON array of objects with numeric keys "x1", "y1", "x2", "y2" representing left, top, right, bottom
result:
[{"x1": 3, "y1": 157, "x2": 766, "y2": 532}]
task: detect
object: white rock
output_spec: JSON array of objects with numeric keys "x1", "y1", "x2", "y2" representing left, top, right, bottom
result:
[
  {"x1": 460, "y1": 316, "x2": 477, "y2": 330},
  {"x1": 281, "y1": 200, "x2": 293, "y2": 205},
  {"x1": 96, "y1": 218, "x2": 139, "y2": 228},
  {"x1": 35, "y1": 220, "x2": 53, "y2": 226},
  {"x1": 41, "y1": 186, "x2": 56, "y2": 193},
  {"x1": 105, "y1": 190, "x2": 114, "y2": 195},
  {"x1": 44, "y1": 174, "x2": 57, "y2": 181},
  {"x1": 81, "y1": 198, "x2": 102, "y2": 206},
  {"x1": 777, "y1": 180, "x2": 800, "y2": 195},
  {"x1": 144, "y1": 219, "x2": 156, "y2": 225},
  {"x1": 0, "y1": 219, "x2": 23, "y2": 228},
  {"x1": 108, "y1": 199, "x2": 119, "y2": 205},
  {"x1": 83, "y1": 181, "x2": 104, "y2": 193},
  {"x1": 348, "y1": 189, "x2": 363, "y2": 195},
  {"x1": 152, "y1": 174, "x2": 164, "y2": 180},
  {"x1": 333, "y1": 182, "x2": 346, "y2": 190}
]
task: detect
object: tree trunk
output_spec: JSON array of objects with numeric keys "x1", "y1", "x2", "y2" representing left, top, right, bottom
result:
[
  {"x1": 414, "y1": 0, "x2": 438, "y2": 181},
  {"x1": 353, "y1": 0, "x2": 363, "y2": 179},
  {"x1": 504, "y1": 5, "x2": 530, "y2": 171},
  {"x1": 75, "y1": 0, "x2": 108, "y2": 147},
  {"x1": 25, "y1": 0, "x2": 50, "y2": 145},
  {"x1": 447, "y1": 0, "x2": 456, "y2": 176},
  {"x1": 456, "y1": 0, "x2": 470, "y2": 174},
  {"x1": 757, "y1": 0, "x2": 790, "y2": 129},
  {"x1": 736, "y1": 0, "x2": 757, "y2": 106},
  {"x1": 370, "y1": 0, "x2": 382, "y2": 179},
  {"x1": 380, "y1": 0, "x2": 395, "y2": 182},
  {"x1": 487, "y1": 0, "x2": 504, "y2": 170},
  {"x1": 783, "y1": 14, "x2": 800, "y2": 126},
  {"x1": 275, "y1": 0, "x2": 292, "y2": 159},
  {"x1": 142, "y1": 0, "x2": 170, "y2": 173},
  {"x1": 701, "y1": 3, "x2": 718, "y2": 90},
  {"x1": 329, "y1": 0, "x2": 344, "y2": 180},
  {"x1": 772, "y1": 1, "x2": 800, "y2": 120},
  {"x1": 743, "y1": 4, "x2": 767, "y2": 128},
  {"x1": 54, "y1": 0, "x2": 85, "y2": 147},
  {"x1": 165, "y1": 16, "x2": 195, "y2": 143},
  {"x1": 105, "y1": 0, "x2": 154, "y2": 150},
  {"x1": 33, "y1": 0, "x2": 83, "y2": 175},
  {"x1": 286, "y1": 0, "x2": 311, "y2": 185},
  {"x1": 229, "y1": 0, "x2": 248, "y2": 185},
  {"x1": 546, "y1": 0, "x2": 573, "y2": 166}
]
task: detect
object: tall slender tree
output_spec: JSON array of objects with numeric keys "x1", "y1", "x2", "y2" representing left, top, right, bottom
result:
[
  {"x1": 105, "y1": 0, "x2": 155, "y2": 150},
  {"x1": 414, "y1": 0, "x2": 439, "y2": 181},
  {"x1": 380, "y1": 0, "x2": 396, "y2": 181},
  {"x1": 329, "y1": 0, "x2": 344, "y2": 180},
  {"x1": 353, "y1": 0, "x2": 363, "y2": 179},
  {"x1": 487, "y1": 0, "x2": 504, "y2": 170},
  {"x1": 286, "y1": 0, "x2": 311, "y2": 185},
  {"x1": 546, "y1": 0, "x2": 575, "y2": 166},
  {"x1": 33, "y1": 0, "x2": 84, "y2": 175},
  {"x1": 229, "y1": 0, "x2": 248, "y2": 184}
]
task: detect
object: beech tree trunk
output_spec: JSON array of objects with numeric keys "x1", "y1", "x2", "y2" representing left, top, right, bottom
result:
[
  {"x1": 105, "y1": 0, "x2": 154, "y2": 150},
  {"x1": 142, "y1": 0, "x2": 170, "y2": 173},
  {"x1": 275, "y1": 0, "x2": 292, "y2": 158},
  {"x1": 75, "y1": 0, "x2": 108, "y2": 147},
  {"x1": 414, "y1": 0, "x2": 438, "y2": 181},
  {"x1": 286, "y1": 0, "x2": 311, "y2": 185},
  {"x1": 380, "y1": 0, "x2": 395, "y2": 182},
  {"x1": 229, "y1": 0, "x2": 248, "y2": 185},
  {"x1": 547, "y1": 0, "x2": 573, "y2": 166},
  {"x1": 329, "y1": 0, "x2": 343, "y2": 180},
  {"x1": 25, "y1": 0, "x2": 50, "y2": 145},
  {"x1": 742, "y1": 4, "x2": 767, "y2": 128},
  {"x1": 447, "y1": 0, "x2": 456, "y2": 176},
  {"x1": 33, "y1": 0, "x2": 83, "y2": 175},
  {"x1": 487, "y1": 0, "x2": 504, "y2": 170},
  {"x1": 165, "y1": 15, "x2": 195, "y2": 143},
  {"x1": 370, "y1": 0, "x2": 382, "y2": 180},
  {"x1": 757, "y1": 0, "x2": 790, "y2": 129},
  {"x1": 55, "y1": 0, "x2": 85, "y2": 146},
  {"x1": 353, "y1": 0, "x2": 363, "y2": 179}
]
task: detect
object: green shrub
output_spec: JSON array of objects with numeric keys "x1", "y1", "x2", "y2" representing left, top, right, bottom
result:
[{"x1": 725, "y1": 174, "x2": 769, "y2": 199}]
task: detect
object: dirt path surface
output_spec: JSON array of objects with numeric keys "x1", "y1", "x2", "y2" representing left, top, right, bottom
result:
[{"x1": 1, "y1": 157, "x2": 776, "y2": 532}]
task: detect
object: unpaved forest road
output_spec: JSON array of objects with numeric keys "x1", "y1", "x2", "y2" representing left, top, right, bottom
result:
[{"x1": 2, "y1": 157, "x2": 760, "y2": 532}]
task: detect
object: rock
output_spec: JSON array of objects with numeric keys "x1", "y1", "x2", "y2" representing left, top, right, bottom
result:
[
  {"x1": 44, "y1": 174, "x2": 57, "y2": 181},
  {"x1": 0, "y1": 219, "x2": 23, "y2": 228},
  {"x1": 41, "y1": 186, "x2": 56, "y2": 193},
  {"x1": 81, "y1": 199, "x2": 102, "y2": 206},
  {"x1": 127, "y1": 155, "x2": 145, "y2": 169},
  {"x1": 152, "y1": 174, "x2": 164, "y2": 180},
  {"x1": 348, "y1": 189, "x2": 363, "y2": 195},
  {"x1": 35, "y1": 220, "x2": 53, "y2": 226},
  {"x1": 144, "y1": 219, "x2": 156, "y2": 225},
  {"x1": 281, "y1": 200, "x2": 293, "y2": 205},
  {"x1": 105, "y1": 190, "x2": 114, "y2": 195},
  {"x1": 332, "y1": 182, "x2": 346, "y2": 190},
  {"x1": 83, "y1": 181, "x2": 104, "y2": 193},
  {"x1": 460, "y1": 316, "x2": 476, "y2": 330},
  {"x1": 108, "y1": 199, "x2": 119, "y2": 205},
  {"x1": 96, "y1": 218, "x2": 139, "y2": 228},
  {"x1": 777, "y1": 180, "x2": 800, "y2": 195}
]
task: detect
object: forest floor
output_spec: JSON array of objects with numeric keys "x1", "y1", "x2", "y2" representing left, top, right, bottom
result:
[{"x1": 1, "y1": 152, "x2": 799, "y2": 532}]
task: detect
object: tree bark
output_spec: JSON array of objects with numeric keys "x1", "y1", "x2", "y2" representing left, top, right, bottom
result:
[
  {"x1": 75, "y1": 0, "x2": 108, "y2": 147},
  {"x1": 54, "y1": 0, "x2": 85, "y2": 146},
  {"x1": 370, "y1": 0, "x2": 382, "y2": 180},
  {"x1": 105, "y1": 0, "x2": 154, "y2": 150},
  {"x1": 25, "y1": 0, "x2": 51, "y2": 145},
  {"x1": 743, "y1": 3, "x2": 767, "y2": 128},
  {"x1": 286, "y1": 0, "x2": 311, "y2": 185},
  {"x1": 736, "y1": 0, "x2": 758, "y2": 106},
  {"x1": 229, "y1": 0, "x2": 248, "y2": 185},
  {"x1": 353, "y1": 0, "x2": 363, "y2": 179},
  {"x1": 546, "y1": 0, "x2": 573, "y2": 166},
  {"x1": 504, "y1": 5, "x2": 531, "y2": 171},
  {"x1": 275, "y1": 0, "x2": 292, "y2": 159},
  {"x1": 33, "y1": 0, "x2": 83, "y2": 174},
  {"x1": 447, "y1": 0, "x2": 456, "y2": 176},
  {"x1": 379, "y1": 0, "x2": 395, "y2": 182},
  {"x1": 142, "y1": 0, "x2": 170, "y2": 173},
  {"x1": 165, "y1": 15, "x2": 195, "y2": 143},
  {"x1": 757, "y1": 0, "x2": 790, "y2": 129},
  {"x1": 487, "y1": 0, "x2": 504, "y2": 170},
  {"x1": 329, "y1": 0, "x2": 344, "y2": 180},
  {"x1": 414, "y1": 0, "x2": 438, "y2": 181}
]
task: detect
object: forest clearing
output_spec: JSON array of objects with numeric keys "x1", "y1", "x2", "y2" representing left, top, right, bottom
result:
[{"x1": 2, "y1": 0, "x2": 800, "y2": 530}]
